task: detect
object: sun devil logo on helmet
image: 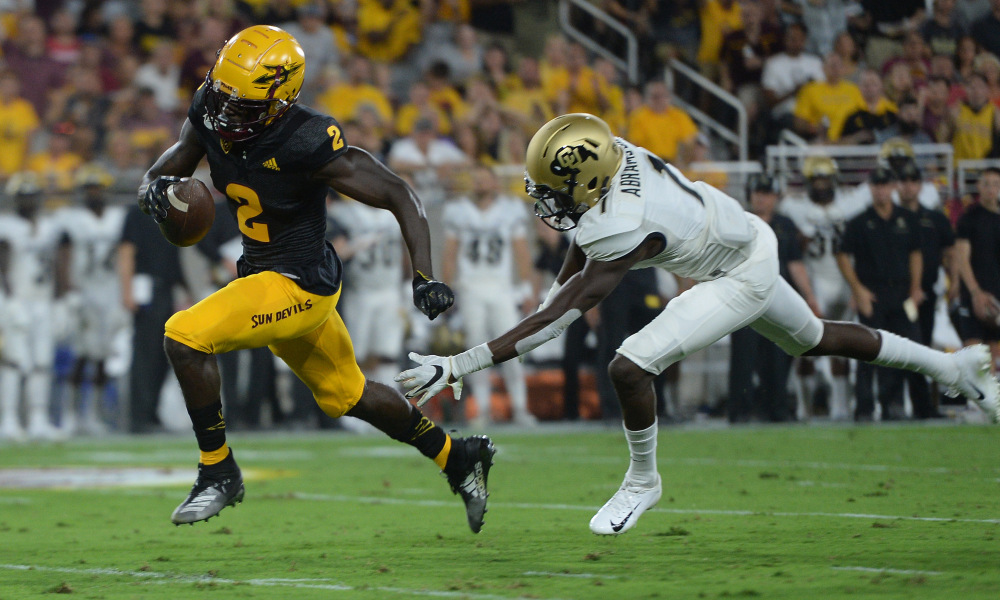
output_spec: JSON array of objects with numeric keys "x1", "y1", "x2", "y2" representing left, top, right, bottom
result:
[{"x1": 252, "y1": 62, "x2": 304, "y2": 89}]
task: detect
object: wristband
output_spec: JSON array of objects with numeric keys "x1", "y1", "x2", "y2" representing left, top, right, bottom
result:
[
  {"x1": 451, "y1": 343, "x2": 494, "y2": 378},
  {"x1": 538, "y1": 280, "x2": 562, "y2": 311}
]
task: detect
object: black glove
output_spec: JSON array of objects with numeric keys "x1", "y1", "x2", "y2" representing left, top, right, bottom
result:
[
  {"x1": 412, "y1": 271, "x2": 454, "y2": 320},
  {"x1": 138, "y1": 176, "x2": 181, "y2": 223}
]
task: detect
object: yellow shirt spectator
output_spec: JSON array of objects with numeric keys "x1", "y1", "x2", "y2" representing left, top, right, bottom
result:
[
  {"x1": 395, "y1": 103, "x2": 452, "y2": 136},
  {"x1": 0, "y1": 97, "x2": 39, "y2": 177},
  {"x1": 357, "y1": 0, "x2": 422, "y2": 62},
  {"x1": 429, "y1": 85, "x2": 468, "y2": 122},
  {"x1": 627, "y1": 105, "x2": 699, "y2": 162},
  {"x1": 793, "y1": 79, "x2": 865, "y2": 141},
  {"x1": 316, "y1": 83, "x2": 394, "y2": 125},
  {"x1": 27, "y1": 151, "x2": 83, "y2": 194},
  {"x1": 697, "y1": 0, "x2": 743, "y2": 65}
]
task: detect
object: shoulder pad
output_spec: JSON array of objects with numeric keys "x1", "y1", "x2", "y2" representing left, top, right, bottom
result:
[{"x1": 575, "y1": 193, "x2": 646, "y2": 261}]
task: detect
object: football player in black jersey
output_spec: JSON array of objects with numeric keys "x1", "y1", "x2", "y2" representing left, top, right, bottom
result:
[{"x1": 137, "y1": 25, "x2": 494, "y2": 533}]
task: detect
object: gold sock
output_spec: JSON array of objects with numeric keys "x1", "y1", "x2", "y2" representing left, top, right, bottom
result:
[
  {"x1": 433, "y1": 435, "x2": 452, "y2": 470},
  {"x1": 200, "y1": 443, "x2": 230, "y2": 466}
]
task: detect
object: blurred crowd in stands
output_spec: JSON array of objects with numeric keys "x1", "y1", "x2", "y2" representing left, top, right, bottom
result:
[{"x1": 0, "y1": 0, "x2": 999, "y2": 440}]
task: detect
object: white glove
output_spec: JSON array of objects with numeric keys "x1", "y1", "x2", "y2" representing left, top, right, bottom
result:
[{"x1": 395, "y1": 352, "x2": 464, "y2": 406}]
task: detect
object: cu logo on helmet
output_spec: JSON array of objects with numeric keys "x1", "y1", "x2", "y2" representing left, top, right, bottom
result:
[{"x1": 551, "y1": 144, "x2": 598, "y2": 177}]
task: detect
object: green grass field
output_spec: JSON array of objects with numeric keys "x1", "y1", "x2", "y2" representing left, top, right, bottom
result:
[{"x1": 0, "y1": 423, "x2": 998, "y2": 599}]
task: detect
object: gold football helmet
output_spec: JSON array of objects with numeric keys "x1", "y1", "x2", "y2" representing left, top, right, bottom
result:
[
  {"x1": 524, "y1": 113, "x2": 623, "y2": 230},
  {"x1": 801, "y1": 155, "x2": 838, "y2": 205},
  {"x1": 205, "y1": 25, "x2": 305, "y2": 142},
  {"x1": 5, "y1": 171, "x2": 43, "y2": 197},
  {"x1": 878, "y1": 137, "x2": 916, "y2": 175}
]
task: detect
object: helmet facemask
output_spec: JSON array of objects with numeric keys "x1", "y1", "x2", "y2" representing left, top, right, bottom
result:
[
  {"x1": 204, "y1": 74, "x2": 291, "y2": 142},
  {"x1": 526, "y1": 175, "x2": 591, "y2": 231}
]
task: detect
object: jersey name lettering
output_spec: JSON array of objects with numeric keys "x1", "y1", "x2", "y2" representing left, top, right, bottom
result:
[{"x1": 619, "y1": 147, "x2": 641, "y2": 197}]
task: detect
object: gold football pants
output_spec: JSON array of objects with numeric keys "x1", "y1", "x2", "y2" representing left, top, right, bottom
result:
[{"x1": 164, "y1": 271, "x2": 366, "y2": 417}]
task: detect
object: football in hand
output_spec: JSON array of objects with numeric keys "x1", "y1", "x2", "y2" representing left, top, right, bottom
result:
[{"x1": 158, "y1": 177, "x2": 215, "y2": 247}]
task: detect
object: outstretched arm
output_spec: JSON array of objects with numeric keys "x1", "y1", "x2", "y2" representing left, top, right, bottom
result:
[{"x1": 398, "y1": 234, "x2": 666, "y2": 404}]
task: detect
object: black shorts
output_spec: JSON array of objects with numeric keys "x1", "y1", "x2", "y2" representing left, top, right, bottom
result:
[{"x1": 955, "y1": 303, "x2": 1000, "y2": 343}]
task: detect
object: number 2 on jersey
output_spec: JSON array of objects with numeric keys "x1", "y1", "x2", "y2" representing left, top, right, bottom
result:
[
  {"x1": 226, "y1": 183, "x2": 270, "y2": 243},
  {"x1": 327, "y1": 125, "x2": 344, "y2": 151}
]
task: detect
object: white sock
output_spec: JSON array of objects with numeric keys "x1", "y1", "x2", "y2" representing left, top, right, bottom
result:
[
  {"x1": 829, "y1": 377, "x2": 850, "y2": 420},
  {"x1": 623, "y1": 420, "x2": 658, "y2": 487},
  {"x1": 872, "y1": 331, "x2": 957, "y2": 388}
]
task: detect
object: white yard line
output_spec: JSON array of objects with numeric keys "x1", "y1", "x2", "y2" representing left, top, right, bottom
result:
[
  {"x1": 0, "y1": 564, "x2": 570, "y2": 600},
  {"x1": 522, "y1": 571, "x2": 620, "y2": 579},
  {"x1": 831, "y1": 566, "x2": 944, "y2": 576}
]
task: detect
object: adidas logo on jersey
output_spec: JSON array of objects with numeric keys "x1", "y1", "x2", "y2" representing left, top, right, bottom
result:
[{"x1": 263, "y1": 158, "x2": 280, "y2": 171}]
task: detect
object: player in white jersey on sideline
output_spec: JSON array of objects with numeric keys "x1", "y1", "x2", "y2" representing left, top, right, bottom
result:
[
  {"x1": 55, "y1": 166, "x2": 127, "y2": 435},
  {"x1": 0, "y1": 173, "x2": 70, "y2": 441},
  {"x1": 397, "y1": 114, "x2": 1000, "y2": 536},
  {"x1": 328, "y1": 196, "x2": 407, "y2": 387},
  {"x1": 441, "y1": 165, "x2": 539, "y2": 427},
  {"x1": 779, "y1": 156, "x2": 865, "y2": 420}
]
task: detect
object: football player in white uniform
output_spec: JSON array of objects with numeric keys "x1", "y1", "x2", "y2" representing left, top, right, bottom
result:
[
  {"x1": 441, "y1": 165, "x2": 538, "y2": 427},
  {"x1": 328, "y1": 196, "x2": 406, "y2": 386},
  {"x1": 0, "y1": 173, "x2": 69, "y2": 441},
  {"x1": 779, "y1": 156, "x2": 865, "y2": 420},
  {"x1": 56, "y1": 166, "x2": 127, "y2": 435},
  {"x1": 398, "y1": 114, "x2": 1000, "y2": 535}
]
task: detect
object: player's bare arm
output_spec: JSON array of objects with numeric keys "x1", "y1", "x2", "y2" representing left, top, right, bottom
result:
[
  {"x1": 137, "y1": 119, "x2": 207, "y2": 220},
  {"x1": 317, "y1": 145, "x2": 454, "y2": 319}
]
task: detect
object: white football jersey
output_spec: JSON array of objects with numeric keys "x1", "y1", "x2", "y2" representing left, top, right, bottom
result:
[
  {"x1": 328, "y1": 200, "x2": 404, "y2": 290},
  {"x1": 55, "y1": 205, "x2": 127, "y2": 293},
  {"x1": 0, "y1": 212, "x2": 65, "y2": 301},
  {"x1": 443, "y1": 195, "x2": 529, "y2": 286},
  {"x1": 574, "y1": 138, "x2": 756, "y2": 282},
  {"x1": 779, "y1": 189, "x2": 866, "y2": 284}
]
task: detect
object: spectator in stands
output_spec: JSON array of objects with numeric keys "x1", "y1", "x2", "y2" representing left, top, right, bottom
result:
[
  {"x1": 728, "y1": 173, "x2": 818, "y2": 423},
  {"x1": 955, "y1": 34, "x2": 978, "y2": 84},
  {"x1": 100, "y1": 129, "x2": 148, "y2": 205},
  {"x1": 656, "y1": 0, "x2": 701, "y2": 65},
  {"x1": 898, "y1": 159, "x2": 954, "y2": 418},
  {"x1": 502, "y1": 56, "x2": 552, "y2": 134},
  {"x1": 921, "y1": 0, "x2": 967, "y2": 57},
  {"x1": 133, "y1": 40, "x2": 182, "y2": 113},
  {"x1": 832, "y1": 30, "x2": 866, "y2": 84},
  {"x1": 793, "y1": 53, "x2": 865, "y2": 142},
  {"x1": 133, "y1": 0, "x2": 177, "y2": 57},
  {"x1": 0, "y1": 70, "x2": 40, "y2": 179},
  {"x1": 107, "y1": 86, "x2": 177, "y2": 166},
  {"x1": 761, "y1": 22, "x2": 824, "y2": 134},
  {"x1": 625, "y1": 80, "x2": 698, "y2": 163},
  {"x1": 881, "y1": 31, "x2": 930, "y2": 87},
  {"x1": 838, "y1": 68, "x2": 898, "y2": 144},
  {"x1": 782, "y1": 0, "x2": 855, "y2": 57},
  {"x1": 974, "y1": 52, "x2": 1000, "y2": 103},
  {"x1": 46, "y1": 8, "x2": 82, "y2": 66},
  {"x1": 387, "y1": 117, "x2": 469, "y2": 205},
  {"x1": 928, "y1": 52, "x2": 967, "y2": 103},
  {"x1": 317, "y1": 55, "x2": 394, "y2": 127},
  {"x1": 957, "y1": 0, "x2": 992, "y2": 27},
  {"x1": 356, "y1": 0, "x2": 422, "y2": 63},
  {"x1": 548, "y1": 42, "x2": 609, "y2": 117},
  {"x1": 420, "y1": 23, "x2": 483, "y2": 88},
  {"x1": 26, "y1": 121, "x2": 83, "y2": 197},
  {"x1": 884, "y1": 61, "x2": 917, "y2": 105},
  {"x1": 425, "y1": 61, "x2": 468, "y2": 125},
  {"x1": 179, "y1": 18, "x2": 231, "y2": 99},
  {"x1": 922, "y1": 75, "x2": 953, "y2": 141},
  {"x1": 396, "y1": 80, "x2": 452, "y2": 136},
  {"x1": 281, "y1": 1, "x2": 340, "y2": 106},
  {"x1": 46, "y1": 65, "x2": 111, "y2": 152},
  {"x1": 482, "y1": 42, "x2": 517, "y2": 99},
  {"x1": 838, "y1": 166, "x2": 924, "y2": 420},
  {"x1": 971, "y1": 0, "x2": 1000, "y2": 59},
  {"x1": 720, "y1": 0, "x2": 783, "y2": 134},
  {"x1": 2, "y1": 13, "x2": 65, "y2": 118},
  {"x1": 104, "y1": 14, "x2": 138, "y2": 71},
  {"x1": 593, "y1": 58, "x2": 627, "y2": 134},
  {"x1": 942, "y1": 72, "x2": 1000, "y2": 162},
  {"x1": 875, "y1": 94, "x2": 934, "y2": 144},
  {"x1": 696, "y1": 0, "x2": 743, "y2": 84},
  {"x1": 856, "y1": 0, "x2": 926, "y2": 71},
  {"x1": 953, "y1": 166, "x2": 1000, "y2": 369}
]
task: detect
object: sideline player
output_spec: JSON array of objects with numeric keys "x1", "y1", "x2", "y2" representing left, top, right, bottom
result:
[
  {"x1": 441, "y1": 164, "x2": 539, "y2": 427},
  {"x1": 397, "y1": 113, "x2": 1000, "y2": 536},
  {"x1": 137, "y1": 26, "x2": 494, "y2": 533}
]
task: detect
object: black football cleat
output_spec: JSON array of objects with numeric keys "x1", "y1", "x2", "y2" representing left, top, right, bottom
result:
[
  {"x1": 171, "y1": 450, "x2": 245, "y2": 525},
  {"x1": 445, "y1": 436, "x2": 496, "y2": 533}
]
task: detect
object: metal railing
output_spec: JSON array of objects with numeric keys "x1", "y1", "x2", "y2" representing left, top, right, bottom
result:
[
  {"x1": 558, "y1": 0, "x2": 639, "y2": 84},
  {"x1": 956, "y1": 159, "x2": 1000, "y2": 198},
  {"x1": 664, "y1": 59, "x2": 749, "y2": 162}
]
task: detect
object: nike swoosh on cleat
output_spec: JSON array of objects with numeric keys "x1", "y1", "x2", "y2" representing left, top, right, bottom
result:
[
  {"x1": 414, "y1": 365, "x2": 444, "y2": 394},
  {"x1": 610, "y1": 502, "x2": 642, "y2": 532}
]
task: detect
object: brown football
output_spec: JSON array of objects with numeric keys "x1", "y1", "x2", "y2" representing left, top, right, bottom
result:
[{"x1": 158, "y1": 177, "x2": 215, "y2": 247}]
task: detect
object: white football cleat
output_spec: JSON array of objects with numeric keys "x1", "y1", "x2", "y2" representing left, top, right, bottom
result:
[
  {"x1": 948, "y1": 345, "x2": 1000, "y2": 424},
  {"x1": 26, "y1": 418, "x2": 65, "y2": 441},
  {"x1": 0, "y1": 419, "x2": 26, "y2": 442},
  {"x1": 589, "y1": 475, "x2": 662, "y2": 535}
]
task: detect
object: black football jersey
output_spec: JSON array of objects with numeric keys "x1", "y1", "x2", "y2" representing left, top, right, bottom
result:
[{"x1": 188, "y1": 86, "x2": 347, "y2": 295}]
